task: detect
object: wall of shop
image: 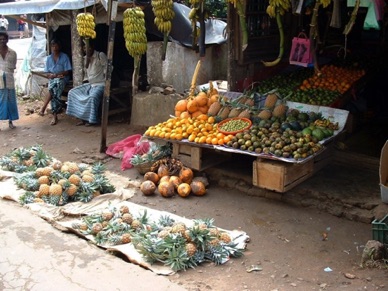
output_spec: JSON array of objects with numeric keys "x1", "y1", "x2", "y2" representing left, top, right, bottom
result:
[{"x1": 147, "y1": 41, "x2": 228, "y2": 94}]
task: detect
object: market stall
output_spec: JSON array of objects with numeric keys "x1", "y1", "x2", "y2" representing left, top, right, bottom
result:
[{"x1": 134, "y1": 58, "x2": 373, "y2": 193}]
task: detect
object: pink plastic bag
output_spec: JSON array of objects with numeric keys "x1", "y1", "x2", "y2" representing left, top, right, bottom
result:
[{"x1": 106, "y1": 134, "x2": 150, "y2": 170}]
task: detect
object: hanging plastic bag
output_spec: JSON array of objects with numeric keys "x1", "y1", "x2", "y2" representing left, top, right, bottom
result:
[
  {"x1": 330, "y1": 0, "x2": 342, "y2": 28},
  {"x1": 363, "y1": 0, "x2": 380, "y2": 30},
  {"x1": 106, "y1": 134, "x2": 150, "y2": 170},
  {"x1": 289, "y1": 32, "x2": 313, "y2": 67}
]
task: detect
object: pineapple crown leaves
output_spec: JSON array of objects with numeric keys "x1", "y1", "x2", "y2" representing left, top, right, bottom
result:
[
  {"x1": 19, "y1": 191, "x2": 36, "y2": 205},
  {"x1": 132, "y1": 235, "x2": 167, "y2": 263},
  {"x1": 163, "y1": 246, "x2": 194, "y2": 272},
  {"x1": 0, "y1": 156, "x2": 14, "y2": 170},
  {"x1": 158, "y1": 215, "x2": 175, "y2": 228},
  {"x1": 32, "y1": 146, "x2": 52, "y2": 167},
  {"x1": 50, "y1": 170, "x2": 65, "y2": 184},
  {"x1": 187, "y1": 226, "x2": 213, "y2": 252},
  {"x1": 13, "y1": 164, "x2": 29, "y2": 174},
  {"x1": 91, "y1": 174, "x2": 115, "y2": 194},
  {"x1": 91, "y1": 162, "x2": 106, "y2": 175},
  {"x1": 135, "y1": 209, "x2": 149, "y2": 225},
  {"x1": 14, "y1": 172, "x2": 39, "y2": 191},
  {"x1": 193, "y1": 218, "x2": 215, "y2": 228},
  {"x1": 12, "y1": 147, "x2": 32, "y2": 161},
  {"x1": 204, "y1": 244, "x2": 231, "y2": 265}
]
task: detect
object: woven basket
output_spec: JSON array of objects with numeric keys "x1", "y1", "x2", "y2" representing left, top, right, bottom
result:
[{"x1": 134, "y1": 161, "x2": 153, "y2": 175}]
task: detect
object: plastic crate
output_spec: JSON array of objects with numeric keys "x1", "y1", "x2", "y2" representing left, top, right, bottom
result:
[{"x1": 372, "y1": 215, "x2": 388, "y2": 245}]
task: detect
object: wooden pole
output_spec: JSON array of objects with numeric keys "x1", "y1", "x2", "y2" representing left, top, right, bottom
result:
[{"x1": 100, "y1": 0, "x2": 116, "y2": 153}]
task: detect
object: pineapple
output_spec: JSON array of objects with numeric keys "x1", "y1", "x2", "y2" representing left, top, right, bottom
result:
[
  {"x1": 82, "y1": 174, "x2": 94, "y2": 183},
  {"x1": 38, "y1": 184, "x2": 50, "y2": 197},
  {"x1": 219, "y1": 232, "x2": 232, "y2": 244},
  {"x1": 58, "y1": 178, "x2": 68, "y2": 187},
  {"x1": 102, "y1": 211, "x2": 114, "y2": 221},
  {"x1": 91, "y1": 222, "x2": 103, "y2": 234},
  {"x1": 238, "y1": 109, "x2": 251, "y2": 119},
  {"x1": 131, "y1": 219, "x2": 142, "y2": 230},
  {"x1": 49, "y1": 183, "x2": 62, "y2": 196},
  {"x1": 42, "y1": 166, "x2": 53, "y2": 177},
  {"x1": 51, "y1": 159, "x2": 62, "y2": 171},
  {"x1": 35, "y1": 167, "x2": 45, "y2": 177},
  {"x1": 69, "y1": 174, "x2": 81, "y2": 186},
  {"x1": 228, "y1": 107, "x2": 243, "y2": 118},
  {"x1": 183, "y1": 230, "x2": 192, "y2": 242},
  {"x1": 38, "y1": 175, "x2": 50, "y2": 185},
  {"x1": 122, "y1": 213, "x2": 133, "y2": 224},
  {"x1": 209, "y1": 238, "x2": 220, "y2": 246},
  {"x1": 120, "y1": 233, "x2": 132, "y2": 244},
  {"x1": 257, "y1": 109, "x2": 272, "y2": 120},
  {"x1": 23, "y1": 158, "x2": 34, "y2": 167},
  {"x1": 82, "y1": 170, "x2": 93, "y2": 177},
  {"x1": 33, "y1": 198, "x2": 44, "y2": 203},
  {"x1": 158, "y1": 229, "x2": 171, "y2": 239},
  {"x1": 185, "y1": 242, "x2": 197, "y2": 257},
  {"x1": 60, "y1": 164, "x2": 70, "y2": 173},
  {"x1": 66, "y1": 184, "x2": 78, "y2": 197},
  {"x1": 67, "y1": 162, "x2": 80, "y2": 174},
  {"x1": 272, "y1": 103, "x2": 288, "y2": 118},
  {"x1": 171, "y1": 222, "x2": 186, "y2": 235},
  {"x1": 264, "y1": 93, "x2": 278, "y2": 109}
]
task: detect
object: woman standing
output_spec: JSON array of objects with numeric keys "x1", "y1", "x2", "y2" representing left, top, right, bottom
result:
[{"x1": 0, "y1": 31, "x2": 18, "y2": 130}]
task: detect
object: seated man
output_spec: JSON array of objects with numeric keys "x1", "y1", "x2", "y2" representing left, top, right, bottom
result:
[
  {"x1": 66, "y1": 40, "x2": 107, "y2": 126},
  {"x1": 39, "y1": 38, "x2": 72, "y2": 125}
]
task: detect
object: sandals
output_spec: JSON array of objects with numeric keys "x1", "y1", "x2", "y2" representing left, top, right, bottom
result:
[
  {"x1": 38, "y1": 111, "x2": 44, "y2": 116},
  {"x1": 76, "y1": 120, "x2": 86, "y2": 126},
  {"x1": 9, "y1": 121, "x2": 15, "y2": 129}
]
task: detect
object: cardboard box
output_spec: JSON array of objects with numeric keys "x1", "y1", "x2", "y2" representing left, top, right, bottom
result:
[
  {"x1": 253, "y1": 158, "x2": 314, "y2": 193},
  {"x1": 380, "y1": 141, "x2": 388, "y2": 203}
]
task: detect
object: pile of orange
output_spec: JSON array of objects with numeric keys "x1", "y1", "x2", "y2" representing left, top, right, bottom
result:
[
  {"x1": 299, "y1": 64, "x2": 365, "y2": 94},
  {"x1": 174, "y1": 90, "x2": 220, "y2": 119},
  {"x1": 144, "y1": 115, "x2": 234, "y2": 146}
]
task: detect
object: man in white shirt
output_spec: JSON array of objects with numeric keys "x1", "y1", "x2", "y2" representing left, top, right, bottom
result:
[
  {"x1": 0, "y1": 15, "x2": 9, "y2": 31},
  {"x1": 66, "y1": 40, "x2": 108, "y2": 126}
]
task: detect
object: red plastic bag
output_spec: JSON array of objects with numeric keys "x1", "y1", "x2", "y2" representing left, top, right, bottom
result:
[{"x1": 106, "y1": 134, "x2": 150, "y2": 170}]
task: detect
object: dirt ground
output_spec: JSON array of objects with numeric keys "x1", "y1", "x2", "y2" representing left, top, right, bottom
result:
[{"x1": 1, "y1": 100, "x2": 387, "y2": 291}]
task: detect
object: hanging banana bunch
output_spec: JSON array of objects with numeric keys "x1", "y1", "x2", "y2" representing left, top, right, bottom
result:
[
  {"x1": 123, "y1": 7, "x2": 147, "y2": 58},
  {"x1": 262, "y1": 0, "x2": 291, "y2": 67},
  {"x1": 228, "y1": 0, "x2": 248, "y2": 52},
  {"x1": 123, "y1": 7, "x2": 147, "y2": 94},
  {"x1": 151, "y1": 0, "x2": 175, "y2": 61},
  {"x1": 188, "y1": 0, "x2": 203, "y2": 51},
  {"x1": 76, "y1": 12, "x2": 96, "y2": 39}
]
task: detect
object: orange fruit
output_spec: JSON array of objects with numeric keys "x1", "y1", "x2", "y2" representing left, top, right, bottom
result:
[
  {"x1": 207, "y1": 116, "x2": 215, "y2": 124},
  {"x1": 199, "y1": 136, "x2": 206, "y2": 143}
]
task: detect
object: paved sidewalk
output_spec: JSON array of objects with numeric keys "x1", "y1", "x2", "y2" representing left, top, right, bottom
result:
[{"x1": 0, "y1": 199, "x2": 185, "y2": 291}]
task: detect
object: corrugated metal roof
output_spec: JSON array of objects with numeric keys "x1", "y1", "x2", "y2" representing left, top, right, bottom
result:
[{"x1": 0, "y1": 0, "x2": 102, "y2": 15}]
